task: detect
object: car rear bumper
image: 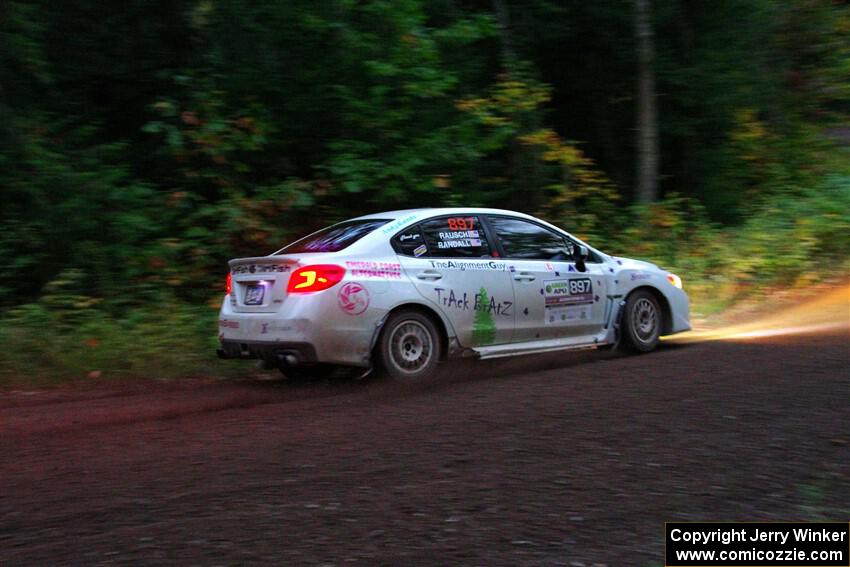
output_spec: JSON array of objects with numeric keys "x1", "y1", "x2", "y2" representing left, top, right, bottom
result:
[{"x1": 218, "y1": 296, "x2": 380, "y2": 367}]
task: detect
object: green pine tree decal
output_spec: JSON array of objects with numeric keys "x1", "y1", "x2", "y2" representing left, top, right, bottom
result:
[{"x1": 472, "y1": 287, "x2": 496, "y2": 346}]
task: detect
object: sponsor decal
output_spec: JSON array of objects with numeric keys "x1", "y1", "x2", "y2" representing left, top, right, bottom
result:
[
  {"x1": 544, "y1": 278, "x2": 594, "y2": 303},
  {"x1": 413, "y1": 244, "x2": 427, "y2": 257},
  {"x1": 545, "y1": 262, "x2": 554, "y2": 272},
  {"x1": 382, "y1": 214, "x2": 418, "y2": 234},
  {"x1": 543, "y1": 278, "x2": 594, "y2": 325},
  {"x1": 398, "y1": 233, "x2": 420, "y2": 242},
  {"x1": 546, "y1": 305, "x2": 591, "y2": 324},
  {"x1": 427, "y1": 260, "x2": 507, "y2": 271},
  {"x1": 232, "y1": 263, "x2": 291, "y2": 275},
  {"x1": 630, "y1": 272, "x2": 651, "y2": 281},
  {"x1": 255, "y1": 322, "x2": 295, "y2": 334},
  {"x1": 338, "y1": 282, "x2": 370, "y2": 315},
  {"x1": 434, "y1": 288, "x2": 512, "y2": 317},
  {"x1": 472, "y1": 287, "x2": 497, "y2": 346},
  {"x1": 345, "y1": 261, "x2": 402, "y2": 279},
  {"x1": 218, "y1": 319, "x2": 240, "y2": 329}
]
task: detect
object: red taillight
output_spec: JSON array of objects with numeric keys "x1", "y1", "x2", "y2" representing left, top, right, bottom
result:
[
  {"x1": 287, "y1": 265, "x2": 346, "y2": 293},
  {"x1": 226, "y1": 272, "x2": 232, "y2": 295}
]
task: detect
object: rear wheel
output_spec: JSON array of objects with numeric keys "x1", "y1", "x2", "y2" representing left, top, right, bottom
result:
[
  {"x1": 620, "y1": 290, "x2": 662, "y2": 352},
  {"x1": 376, "y1": 310, "x2": 442, "y2": 381}
]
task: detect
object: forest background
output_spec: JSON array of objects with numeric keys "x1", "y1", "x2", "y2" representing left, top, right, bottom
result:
[{"x1": 1, "y1": 0, "x2": 847, "y2": 383}]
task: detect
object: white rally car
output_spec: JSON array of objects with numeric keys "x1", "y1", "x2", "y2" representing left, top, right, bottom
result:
[{"x1": 218, "y1": 208, "x2": 690, "y2": 380}]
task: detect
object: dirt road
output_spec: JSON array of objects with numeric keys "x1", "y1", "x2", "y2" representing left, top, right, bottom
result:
[{"x1": 1, "y1": 299, "x2": 848, "y2": 565}]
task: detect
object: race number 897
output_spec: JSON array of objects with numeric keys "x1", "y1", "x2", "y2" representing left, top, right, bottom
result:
[{"x1": 569, "y1": 279, "x2": 592, "y2": 295}]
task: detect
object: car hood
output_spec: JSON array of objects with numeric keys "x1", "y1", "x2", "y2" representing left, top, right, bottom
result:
[{"x1": 614, "y1": 256, "x2": 663, "y2": 272}]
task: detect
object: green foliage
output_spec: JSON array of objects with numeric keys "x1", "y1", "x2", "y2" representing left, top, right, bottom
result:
[
  {"x1": 0, "y1": 300, "x2": 226, "y2": 387},
  {"x1": 601, "y1": 174, "x2": 850, "y2": 313}
]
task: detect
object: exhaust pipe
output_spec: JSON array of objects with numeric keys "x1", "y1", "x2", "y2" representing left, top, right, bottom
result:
[{"x1": 276, "y1": 350, "x2": 301, "y2": 367}]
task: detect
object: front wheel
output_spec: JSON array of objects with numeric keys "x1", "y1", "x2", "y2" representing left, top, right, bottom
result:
[
  {"x1": 376, "y1": 310, "x2": 442, "y2": 381},
  {"x1": 620, "y1": 290, "x2": 662, "y2": 352}
]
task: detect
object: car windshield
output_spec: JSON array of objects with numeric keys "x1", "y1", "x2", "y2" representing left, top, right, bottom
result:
[{"x1": 276, "y1": 219, "x2": 390, "y2": 254}]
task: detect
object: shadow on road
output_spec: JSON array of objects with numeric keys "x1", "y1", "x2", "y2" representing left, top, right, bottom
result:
[{"x1": 241, "y1": 339, "x2": 694, "y2": 399}]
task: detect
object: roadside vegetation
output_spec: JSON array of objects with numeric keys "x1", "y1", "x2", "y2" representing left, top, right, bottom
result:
[{"x1": 0, "y1": 1, "x2": 847, "y2": 385}]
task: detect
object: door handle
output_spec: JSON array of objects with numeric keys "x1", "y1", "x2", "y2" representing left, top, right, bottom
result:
[
  {"x1": 416, "y1": 270, "x2": 443, "y2": 281},
  {"x1": 513, "y1": 272, "x2": 536, "y2": 282}
]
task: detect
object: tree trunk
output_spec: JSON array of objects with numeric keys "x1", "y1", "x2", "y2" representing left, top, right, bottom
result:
[
  {"x1": 634, "y1": 0, "x2": 659, "y2": 203},
  {"x1": 491, "y1": 0, "x2": 516, "y2": 65}
]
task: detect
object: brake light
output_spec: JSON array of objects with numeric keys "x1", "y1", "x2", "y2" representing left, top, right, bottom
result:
[
  {"x1": 287, "y1": 265, "x2": 346, "y2": 293},
  {"x1": 226, "y1": 272, "x2": 232, "y2": 294}
]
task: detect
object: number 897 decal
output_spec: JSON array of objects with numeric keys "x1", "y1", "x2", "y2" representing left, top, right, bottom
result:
[{"x1": 543, "y1": 278, "x2": 594, "y2": 325}]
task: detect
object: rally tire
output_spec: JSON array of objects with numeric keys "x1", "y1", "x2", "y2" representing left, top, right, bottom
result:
[
  {"x1": 620, "y1": 289, "x2": 662, "y2": 353},
  {"x1": 376, "y1": 310, "x2": 442, "y2": 382}
]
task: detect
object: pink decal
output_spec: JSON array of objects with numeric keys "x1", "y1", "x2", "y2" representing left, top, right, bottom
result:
[
  {"x1": 337, "y1": 282, "x2": 370, "y2": 315},
  {"x1": 345, "y1": 261, "x2": 402, "y2": 279}
]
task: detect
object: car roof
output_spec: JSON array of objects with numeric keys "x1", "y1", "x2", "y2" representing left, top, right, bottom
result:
[
  {"x1": 281, "y1": 207, "x2": 605, "y2": 259},
  {"x1": 351, "y1": 207, "x2": 540, "y2": 222}
]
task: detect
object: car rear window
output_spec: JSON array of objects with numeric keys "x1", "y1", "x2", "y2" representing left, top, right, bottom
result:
[
  {"x1": 276, "y1": 219, "x2": 390, "y2": 254},
  {"x1": 392, "y1": 225, "x2": 427, "y2": 257}
]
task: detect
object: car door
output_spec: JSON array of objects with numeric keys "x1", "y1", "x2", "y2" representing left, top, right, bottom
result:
[
  {"x1": 485, "y1": 215, "x2": 608, "y2": 342},
  {"x1": 393, "y1": 214, "x2": 515, "y2": 347}
]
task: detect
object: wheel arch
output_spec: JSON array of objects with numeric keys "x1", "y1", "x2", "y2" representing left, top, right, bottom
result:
[
  {"x1": 627, "y1": 285, "x2": 673, "y2": 335},
  {"x1": 374, "y1": 302, "x2": 452, "y2": 361}
]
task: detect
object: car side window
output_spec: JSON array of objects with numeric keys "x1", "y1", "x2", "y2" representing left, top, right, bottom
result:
[
  {"x1": 392, "y1": 225, "x2": 428, "y2": 257},
  {"x1": 418, "y1": 215, "x2": 493, "y2": 258},
  {"x1": 487, "y1": 216, "x2": 573, "y2": 261}
]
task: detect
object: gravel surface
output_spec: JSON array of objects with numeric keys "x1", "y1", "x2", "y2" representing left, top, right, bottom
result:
[{"x1": 1, "y1": 331, "x2": 848, "y2": 566}]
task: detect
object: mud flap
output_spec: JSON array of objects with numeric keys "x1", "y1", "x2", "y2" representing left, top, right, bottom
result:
[
  {"x1": 611, "y1": 299, "x2": 627, "y2": 350},
  {"x1": 365, "y1": 313, "x2": 390, "y2": 366}
]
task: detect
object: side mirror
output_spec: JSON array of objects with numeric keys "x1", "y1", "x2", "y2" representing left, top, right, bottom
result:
[{"x1": 575, "y1": 245, "x2": 589, "y2": 272}]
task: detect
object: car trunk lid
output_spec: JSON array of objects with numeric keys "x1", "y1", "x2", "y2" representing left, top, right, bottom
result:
[{"x1": 227, "y1": 256, "x2": 299, "y2": 313}]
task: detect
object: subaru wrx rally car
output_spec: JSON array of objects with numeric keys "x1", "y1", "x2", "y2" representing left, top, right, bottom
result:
[{"x1": 218, "y1": 208, "x2": 690, "y2": 380}]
